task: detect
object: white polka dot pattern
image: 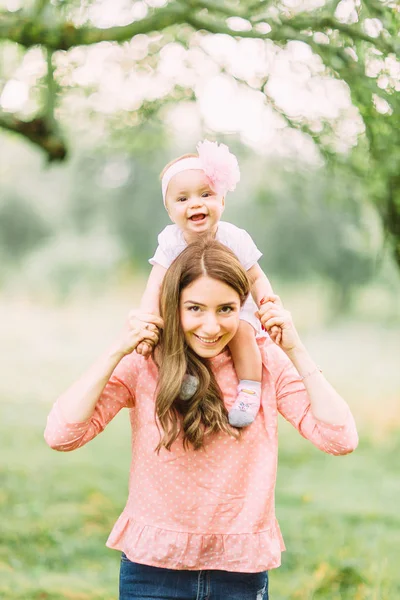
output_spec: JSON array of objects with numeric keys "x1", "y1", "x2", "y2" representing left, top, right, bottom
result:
[{"x1": 44, "y1": 338, "x2": 358, "y2": 572}]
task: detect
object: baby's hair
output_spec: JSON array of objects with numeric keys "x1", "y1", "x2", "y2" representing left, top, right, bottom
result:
[{"x1": 159, "y1": 153, "x2": 198, "y2": 180}]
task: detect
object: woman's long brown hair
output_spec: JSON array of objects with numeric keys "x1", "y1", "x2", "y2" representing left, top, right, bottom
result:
[{"x1": 155, "y1": 238, "x2": 250, "y2": 452}]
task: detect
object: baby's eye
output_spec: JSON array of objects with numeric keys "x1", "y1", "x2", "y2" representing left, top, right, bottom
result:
[
  {"x1": 202, "y1": 192, "x2": 212, "y2": 198},
  {"x1": 177, "y1": 197, "x2": 187, "y2": 202}
]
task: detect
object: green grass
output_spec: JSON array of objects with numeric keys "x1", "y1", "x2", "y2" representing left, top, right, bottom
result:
[
  {"x1": 273, "y1": 424, "x2": 400, "y2": 599},
  {"x1": 1, "y1": 403, "x2": 400, "y2": 600},
  {"x1": 1, "y1": 402, "x2": 129, "y2": 600},
  {"x1": 1, "y1": 290, "x2": 399, "y2": 599}
]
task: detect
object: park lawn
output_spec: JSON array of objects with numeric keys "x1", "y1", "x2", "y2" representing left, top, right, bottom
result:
[{"x1": 1, "y1": 402, "x2": 399, "y2": 600}]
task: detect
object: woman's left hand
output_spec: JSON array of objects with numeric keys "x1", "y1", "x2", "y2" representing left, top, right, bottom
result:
[{"x1": 256, "y1": 295, "x2": 302, "y2": 354}]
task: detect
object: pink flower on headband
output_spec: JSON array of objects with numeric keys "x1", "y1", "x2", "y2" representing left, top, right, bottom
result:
[{"x1": 196, "y1": 140, "x2": 240, "y2": 196}]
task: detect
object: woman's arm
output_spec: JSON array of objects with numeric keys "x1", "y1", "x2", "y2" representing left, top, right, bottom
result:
[
  {"x1": 258, "y1": 295, "x2": 352, "y2": 427},
  {"x1": 57, "y1": 311, "x2": 161, "y2": 422},
  {"x1": 56, "y1": 346, "x2": 131, "y2": 424},
  {"x1": 283, "y1": 344, "x2": 349, "y2": 425},
  {"x1": 271, "y1": 356, "x2": 358, "y2": 455}
]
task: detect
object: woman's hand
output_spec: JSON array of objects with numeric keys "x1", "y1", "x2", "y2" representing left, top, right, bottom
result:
[
  {"x1": 256, "y1": 295, "x2": 302, "y2": 354},
  {"x1": 112, "y1": 311, "x2": 163, "y2": 358}
]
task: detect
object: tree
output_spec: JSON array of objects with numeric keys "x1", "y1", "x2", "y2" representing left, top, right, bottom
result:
[{"x1": 0, "y1": 0, "x2": 399, "y2": 266}]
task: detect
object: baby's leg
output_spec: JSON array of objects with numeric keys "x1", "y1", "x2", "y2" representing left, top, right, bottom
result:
[{"x1": 228, "y1": 320, "x2": 262, "y2": 428}]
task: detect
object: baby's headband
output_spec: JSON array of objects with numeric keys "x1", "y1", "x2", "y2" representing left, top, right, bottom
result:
[
  {"x1": 162, "y1": 157, "x2": 202, "y2": 205},
  {"x1": 161, "y1": 140, "x2": 240, "y2": 206}
]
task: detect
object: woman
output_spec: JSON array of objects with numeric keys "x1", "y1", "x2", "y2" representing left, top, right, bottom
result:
[{"x1": 45, "y1": 239, "x2": 358, "y2": 600}]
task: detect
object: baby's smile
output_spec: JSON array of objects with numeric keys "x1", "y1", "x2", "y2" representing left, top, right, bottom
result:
[{"x1": 189, "y1": 213, "x2": 207, "y2": 222}]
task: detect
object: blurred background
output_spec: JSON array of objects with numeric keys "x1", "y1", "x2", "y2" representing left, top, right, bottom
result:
[{"x1": 1, "y1": 0, "x2": 399, "y2": 598}]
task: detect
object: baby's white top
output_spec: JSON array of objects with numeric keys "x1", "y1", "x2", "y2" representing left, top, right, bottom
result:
[{"x1": 149, "y1": 221, "x2": 262, "y2": 270}]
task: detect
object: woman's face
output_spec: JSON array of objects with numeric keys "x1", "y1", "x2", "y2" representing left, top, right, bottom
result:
[{"x1": 180, "y1": 275, "x2": 241, "y2": 358}]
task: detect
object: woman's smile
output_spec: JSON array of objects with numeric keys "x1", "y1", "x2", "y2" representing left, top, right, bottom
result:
[
  {"x1": 180, "y1": 275, "x2": 241, "y2": 358},
  {"x1": 193, "y1": 334, "x2": 223, "y2": 346}
]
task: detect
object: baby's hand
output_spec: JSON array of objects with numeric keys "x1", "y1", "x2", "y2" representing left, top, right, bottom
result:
[
  {"x1": 136, "y1": 340, "x2": 154, "y2": 358},
  {"x1": 269, "y1": 325, "x2": 282, "y2": 345},
  {"x1": 259, "y1": 296, "x2": 282, "y2": 345}
]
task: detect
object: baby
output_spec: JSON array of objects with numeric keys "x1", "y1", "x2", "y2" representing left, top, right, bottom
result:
[{"x1": 139, "y1": 140, "x2": 280, "y2": 427}]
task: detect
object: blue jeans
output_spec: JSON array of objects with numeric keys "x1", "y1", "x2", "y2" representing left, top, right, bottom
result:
[{"x1": 119, "y1": 554, "x2": 269, "y2": 600}]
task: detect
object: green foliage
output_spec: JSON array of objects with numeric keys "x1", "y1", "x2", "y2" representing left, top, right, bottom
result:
[
  {"x1": 228, "y1": 161, "x2": 378, "y2": 314},
  {"x1": 0, "y1": 193, "x2": 50, "y2": 262},
  {"x1": 1, "y1": 127, "x2": 395, "y2": 309},
  {"x1": 1, "y1": 0, "x2": 400, "y2": 268}
]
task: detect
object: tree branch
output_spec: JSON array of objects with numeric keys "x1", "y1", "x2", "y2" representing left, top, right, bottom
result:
[
  {"x1": 290, "y1": 15, "x2": 397, "y2": 56},
  {"x1": 246, "y1": 0, "x2": 275, "y2": 15},
  {"x1": 186, "y1": 11, "x2": 398, "y2": 57},
  {"x1": 0, "y1": 112, "x2": 67, "y2": 161},
  {"x1": 183, "y1": 0, "x2": 244, "y2": 19},
  {"x1": 32, "y1": 0, "x2": 50, "y2": 17},
  {"x1": 0, "y1": 0, "x2": 397, "y2": 164},
  {"x1": 45, "y1": 48, "x2": 56, "y2": 125},
  {"x1": 1, "y1": 1, "x2": 396, "y2": 58},
  {"x1": 0, "y1": 3, "x2": 188, "y2": 50},
  {"x1": 184, "y1": 12, "x2": 295, "y2": 44}
]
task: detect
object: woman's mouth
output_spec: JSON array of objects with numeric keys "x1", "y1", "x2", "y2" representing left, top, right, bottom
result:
[{"x1": 194, "y1": 334, "x2": 221, "y2": 345}]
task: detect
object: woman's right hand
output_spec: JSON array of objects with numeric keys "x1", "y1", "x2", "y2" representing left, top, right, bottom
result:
[{"x1": 112, "y1": 311, "x2": 163, "y2": 358}]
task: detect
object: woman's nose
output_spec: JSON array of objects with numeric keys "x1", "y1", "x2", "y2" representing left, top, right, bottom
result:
[{"x1": 201, "y1": 314, "x2": 220, "y2": 335}]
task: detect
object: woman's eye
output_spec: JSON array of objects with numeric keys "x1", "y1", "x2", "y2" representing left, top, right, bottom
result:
[
  {"x1": 188, "y1": 306, "x2": 201, "y2": 312},
  {"x1": 219, "y1": 306, "x2": 233, "y2": 314}
]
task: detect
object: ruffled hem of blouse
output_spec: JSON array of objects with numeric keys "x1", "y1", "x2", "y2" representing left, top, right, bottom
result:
[{"x1": 106, "y1": 514, "x2": 285, "y2": 572}]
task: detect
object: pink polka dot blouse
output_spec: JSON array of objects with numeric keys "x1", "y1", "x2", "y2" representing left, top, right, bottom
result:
[{"x1": 44, "y1": 338, "x2": 358, "y2": 573}]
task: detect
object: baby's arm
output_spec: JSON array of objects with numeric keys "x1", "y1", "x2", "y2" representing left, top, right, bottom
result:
[
  {"x1": 140, "y1": 263, "x2": 167, "y2": 314},
  {"x1": 247, "y1": 263, "x2": 274, "y2": 306},
  {"x1": 137, "y1": 264, "x2": 167, "y2": 355},
  {"x1": 247, "y1": 263, "x2": 281, "y2": 344}
]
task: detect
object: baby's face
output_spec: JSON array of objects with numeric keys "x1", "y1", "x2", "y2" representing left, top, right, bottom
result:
[{"x1": 165, "y1": 169, "x2": 225, "y2": 242}]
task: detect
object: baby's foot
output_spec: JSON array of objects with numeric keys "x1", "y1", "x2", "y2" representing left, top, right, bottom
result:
[
  {"x1": 228, "y1": 380, "x2": 261, "y2": 427},
  {"x1": 180, "y1": 374, "x2": 199, "y2": 400}
]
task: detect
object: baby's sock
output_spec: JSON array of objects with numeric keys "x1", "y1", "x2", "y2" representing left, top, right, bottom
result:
[
  {"x1": 179, "y1": 374, "x2": 199, "y2": 401},
  {"x1": 228, "y1": 380, "x2": 261, "y2": 428}
]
